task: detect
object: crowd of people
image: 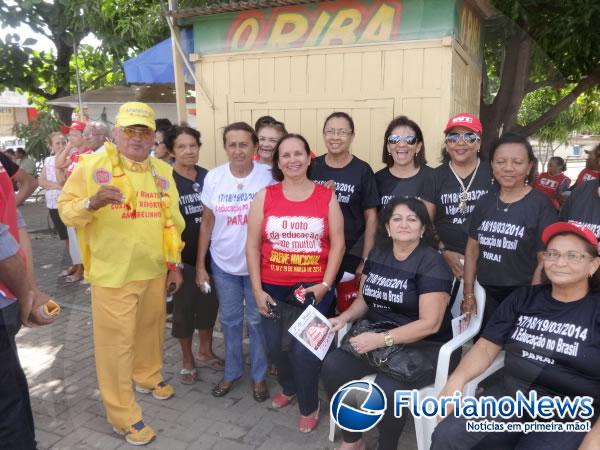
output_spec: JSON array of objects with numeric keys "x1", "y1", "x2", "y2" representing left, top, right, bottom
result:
[{"x1": 1, "y1": 101, "x2": 600, "y2": 450}]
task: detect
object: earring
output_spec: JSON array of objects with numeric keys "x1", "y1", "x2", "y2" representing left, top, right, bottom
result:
[
  {"x1": 491, "y1": 177, "x2": 494, "y2": 185},
  {"x1": 420, "y1": 233, "x2": 424, "y2": 239},
  {"x1": 525, "y1": 178, "x2": 529, "y2": 185}
]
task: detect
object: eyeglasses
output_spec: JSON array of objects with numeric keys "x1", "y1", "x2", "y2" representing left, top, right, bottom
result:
[
  {"x1": 324, "y1": 128, "x2": 353, "y2": 137},
  {"x1": 387, "y1": 135, "x2": 418, "y2": 145},
  {"x1": 541, "y1": 250, "x2": 593, "y2": 264},
  {"x1": 121, "y1": 127, "x2": 154, "y2": 140},
  {"x1": 445, "y1": 132, "x2": 481, "y2": 145},
  {"x1": 154, "y1": 140, "x2": 164, "y2": 146}
]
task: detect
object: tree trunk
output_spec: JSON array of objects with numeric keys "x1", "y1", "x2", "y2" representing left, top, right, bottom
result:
[
  {"x1": 52, "y1": 105, "x2": 74, "y2": 125},
  {"x1": 48, "y1": 21, "x2": 82, "y2": 126},
  {"x1": 480, "y1": 27, "x2": 534, "y2": 156}
]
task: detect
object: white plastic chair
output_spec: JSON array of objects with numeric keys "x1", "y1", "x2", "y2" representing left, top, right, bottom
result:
[{"x1": 328, "y1": 279, "x2": 505, "y2": 449}]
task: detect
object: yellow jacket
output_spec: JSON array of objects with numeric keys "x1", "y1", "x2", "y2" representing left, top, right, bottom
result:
[{"x1": 58, "y1": 151, "x2": 184, "y2": 288}]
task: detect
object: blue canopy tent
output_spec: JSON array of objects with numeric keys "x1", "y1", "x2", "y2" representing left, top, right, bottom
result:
[{"x1": 123, "y1": 28, "x2": 194, "y2": 84}]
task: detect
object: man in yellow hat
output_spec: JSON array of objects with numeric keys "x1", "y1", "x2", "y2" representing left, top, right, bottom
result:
[{"x1": 58, "y1": 102, "x2": 185, "y2": 446}]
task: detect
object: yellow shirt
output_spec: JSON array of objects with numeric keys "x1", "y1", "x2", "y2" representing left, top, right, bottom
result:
[{"x1": 58, "y1": 151, "x2": 184, "y2": 288}]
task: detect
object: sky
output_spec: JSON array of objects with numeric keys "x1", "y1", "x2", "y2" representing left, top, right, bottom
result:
[{"x1": 3, "y1": 23, "x2": 101, "y2": 52}]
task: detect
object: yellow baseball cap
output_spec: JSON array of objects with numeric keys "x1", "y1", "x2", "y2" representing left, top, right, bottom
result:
[{"x1": 115, "y1": 102, "x2": 156, "y2": 130}]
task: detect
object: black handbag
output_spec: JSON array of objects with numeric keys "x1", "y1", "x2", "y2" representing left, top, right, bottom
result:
[
  {"x1": 340, "y1": 319, "x2": 441, "y2": 385},
  {"x1": 275, "y1": 282, "x2": 318, "y2": 352}
]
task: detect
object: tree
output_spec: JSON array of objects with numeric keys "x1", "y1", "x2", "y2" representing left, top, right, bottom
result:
[
  {"x1": 0, "y1": 0, "x2": 169, "y2": 122},
  {"x1": 480, "y1": 0, "x2": 600, "y2": 151}
]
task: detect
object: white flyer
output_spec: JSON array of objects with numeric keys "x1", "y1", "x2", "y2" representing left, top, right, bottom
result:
[{"x1": 288, "y1": 305, "x2": 335, "y2": 360}]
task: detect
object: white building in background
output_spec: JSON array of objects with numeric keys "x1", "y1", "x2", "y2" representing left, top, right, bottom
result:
[
  {"x1": 532, "y1": 132, "x2": 600, "y2": 183},
  {"x1": 0, "y1": 90, "x2": 33, "y2": 137}
]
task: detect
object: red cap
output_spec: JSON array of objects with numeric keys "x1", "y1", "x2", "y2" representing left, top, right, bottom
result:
[
  {"x1": 61, "y1": 120, "x2": 86, "y2": 134},
  {"x1": 541, "y1": 222, "x2": 599, "y2": 249},
  {"x1": 444, "y1": 113, "x2": 482, "y2": 134}
]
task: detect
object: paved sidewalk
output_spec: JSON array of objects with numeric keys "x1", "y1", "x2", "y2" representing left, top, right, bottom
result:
[{"x1": 17, "y1": 201, "x2": 418, "y2": 450}]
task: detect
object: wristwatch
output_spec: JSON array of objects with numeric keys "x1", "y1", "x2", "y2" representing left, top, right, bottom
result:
[
  {"x1": 383, "y1": 331, "x2": 394, "y2": 347},
  {"x1": 83, "y1": 198, "x2": 94, "y2": 210}
]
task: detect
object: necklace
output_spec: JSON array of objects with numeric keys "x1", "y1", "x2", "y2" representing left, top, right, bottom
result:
[
  {"x1": 496, "y1": 195, "x2": 510, "y2": 213},
  {"x1": 230, "y1": 165, "x2": 252, "y2": 190},
  {"x1": 496, "y1": 186, "x2": 528, "y2": 213},
  {"x1": 232, "y1": 175, "x2": 247, "y2": 191},
  {"x1": 448, "y1": 158, "x2": 480, "y2": 214}
]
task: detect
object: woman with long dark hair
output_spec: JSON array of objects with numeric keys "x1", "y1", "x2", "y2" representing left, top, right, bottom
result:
[
  {"x1": 422, "y1": 113, "x2": 492, "y2": 280},
  {"x1": 322, "y1": 197, "x2": 453, "y2": 450},
  {"x1": 375, "y1": 116, "x2": 433, "y2": 207},
  {"x1": 247, "y1": 133, "x2": 344, "y2": 432}
]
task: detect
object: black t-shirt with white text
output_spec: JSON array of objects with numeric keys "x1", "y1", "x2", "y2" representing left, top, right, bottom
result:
[
  {"x1": 469, "y1": 189, "x2": 557, "y2": 287},
  {"x1": 362, "y1": 244, "x2": 453, "y2": 342},
  {"x1": 483, "y1": 285, "x2": 600, "y2": 404},
  {"x1": 310, "y1": 155, "x2": 380, "y2": 248},
  {"x1": 374, "y1": 165, "x2": 434, "y2": 207},
  {"x1": 173, "y1": 166, "x2": 208, "y2": 266},
  {"x1": 421, "y1": 160, "x2": 492, "y2": 253},
  {"x1": 560, "y1": 180, "x2": 600, "y2": 238}
]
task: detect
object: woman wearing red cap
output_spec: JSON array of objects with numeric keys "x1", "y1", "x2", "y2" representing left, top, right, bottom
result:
[
  {"x1": 55, "y1": 120, "x2": 90, "y2": 283},
  {"x1": 422, "y1": 112, "x2": 492, "y2": 280},
  {"x1": 431, "y1": 221, "x2": 600, "y2": 450},
  {"x1": 462, "y1": 133, "x2": 557, "y2": 326}
]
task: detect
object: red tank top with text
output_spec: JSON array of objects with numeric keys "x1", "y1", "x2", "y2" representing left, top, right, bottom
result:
[
  {"x1": 533, "y1": 172, "x2": 570, "y2": 209},
  {"x1": 261, "y1": 183, "x2": 332, "y2": 285},
  {"x1": 576, "y1": 168, "x2": 600, "y2": 186}
]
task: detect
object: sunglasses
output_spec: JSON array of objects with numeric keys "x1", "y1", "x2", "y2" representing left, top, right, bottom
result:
[
  {"x1": 445, "y1": 132, "x2": 481, "y2": 145},
  {"x1": 121, "y1": 127, "x2": 154, "y2": 140},
  {"x1": 387, "y1": 135, "x2": 418, "y2": 145}
]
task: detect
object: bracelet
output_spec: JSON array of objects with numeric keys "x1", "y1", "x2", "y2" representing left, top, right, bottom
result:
[
  {"x1": 463, "y1": 293, "x2": 475, "y2": 299},
  {"x1": 321, "y1": 281, "x2": 331, "y2": 291},
  {"x1": 167, "y1": 263, "x2": 183, "y2": 271}
]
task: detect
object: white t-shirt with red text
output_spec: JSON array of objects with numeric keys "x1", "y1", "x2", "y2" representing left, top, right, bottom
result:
[{"x1": 201, "y1": 161, "x2": 272, "y2": 275}]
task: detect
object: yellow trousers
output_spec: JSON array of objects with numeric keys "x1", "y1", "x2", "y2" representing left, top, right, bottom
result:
[{"x1": 91, "y1": 276, "x2": 166, "y2": 429}]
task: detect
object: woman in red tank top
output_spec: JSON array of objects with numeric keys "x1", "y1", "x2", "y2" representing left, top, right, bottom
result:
[
  {"x1": 533, "y1": 156, "x2": 571, "y2": 209},
  {"x1": 247, "y1": 134, "x2": 345, "y2": 433}
]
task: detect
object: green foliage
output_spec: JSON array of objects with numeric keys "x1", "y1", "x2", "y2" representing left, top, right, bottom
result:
[
  {"x1": 519, "y1": 87, "x2": 600, "y2": 143},
  {"x1": 14, "y1": 111, "x2": 64, "y2": 162},
  {"x1": 481, "y1": 0, "x2": 600, "y2": 141},
  {"x1": 70, "y1": 45, "x2": 124, "y2": 93},
  {"x1": 0, "y1": 0, "x2": 170, "y2": 107}
]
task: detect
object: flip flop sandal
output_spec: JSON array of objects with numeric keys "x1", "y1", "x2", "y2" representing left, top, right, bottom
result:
[
  {"x1": 179, "y1": 368, "x2": 198, "y2": 385},
  {"x1": 271, "y1": 392, "x2": 296, "y2": 409},
  {"x1": 59, "y1": 267, "x2": 75, "y2": 277},
  {"x1": 64, "y1": 273, "x2": 83, "y2": 283},
  {"x1": 298, "y1": 402, "x2": 320, "y2": 433},
  {"x1": 196, "y1": 356, "x2": 225, "y2": 371}
]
